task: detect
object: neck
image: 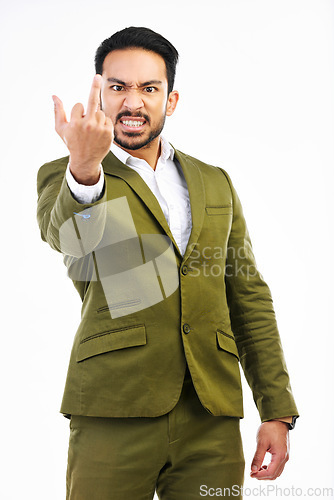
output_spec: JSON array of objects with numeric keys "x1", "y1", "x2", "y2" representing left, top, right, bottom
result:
[{"x1": 115, "y1": 136, "x2": 161, "y2": 170}]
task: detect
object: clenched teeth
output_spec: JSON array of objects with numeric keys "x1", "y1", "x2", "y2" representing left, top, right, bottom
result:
[{"x1": 121, "y1": 120, "x2": 145, "y2": 127}]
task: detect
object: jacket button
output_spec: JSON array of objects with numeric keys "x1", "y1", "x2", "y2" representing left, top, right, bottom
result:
[
  {"x1": 183, "y1": 323, "x2": 191, "y2": 334},
  {"x1": 181, "y1": 265, "x2": 188, "y2": 275}
]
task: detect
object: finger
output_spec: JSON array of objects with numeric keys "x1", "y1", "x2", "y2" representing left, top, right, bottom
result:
[
  {"x1": 251, "y1": 442, "x2": 267, "y2": 474},
  {"x1": 52, "y1": 95, "x2": 67, "y2": 134},
  {"x1": 86, "y1": 74, "x2": 102, "y2": 118},
  {"x1": 95, "y1": 109, "x2": 106, "y2": 124},
  {"x1": 250, "y1": 464, "x2": 284, "y2": 480},
  {"x1": 265, "y1": 452, "x2": 288, "y2": 478},
  {"x1": 105, "y1": 115, "x2": 114, "y2": 130},
  {"x1": 250, "y1": 452, "x2": 287, "y2": 480},
  {"x1": 272, "y1": 461, "x2": 286, "y2": 479},
  {"x1": 70, "y1": 102, "x2": 85, "y2": 121}
]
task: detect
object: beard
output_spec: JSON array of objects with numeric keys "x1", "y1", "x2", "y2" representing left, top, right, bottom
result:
[{"x1": 113, "y1": 111, "x2": 166, "y2": 151}]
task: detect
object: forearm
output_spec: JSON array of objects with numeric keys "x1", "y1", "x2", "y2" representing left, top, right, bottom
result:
[{"x1": 37, "y1": 158, "x2": 107, "y2": 256}]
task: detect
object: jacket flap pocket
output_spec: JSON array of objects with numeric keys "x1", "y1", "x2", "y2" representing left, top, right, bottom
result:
[
  {"x1": 77, "y1": 325, "x2": 146, "y2": 362},
  {"x1": 216, "y1": 330, "x2": 239, "y2": 359},
  {"x1": 206, "y1": 205, "x2": 232, "y2": 215}
]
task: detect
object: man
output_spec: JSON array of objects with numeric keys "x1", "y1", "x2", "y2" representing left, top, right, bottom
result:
[{"x1": 37, "y1": 26, "x2": 298, "y2": 500}]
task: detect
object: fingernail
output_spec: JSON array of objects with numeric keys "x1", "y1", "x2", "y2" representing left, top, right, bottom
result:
[
  {"x1": 251, "y1": 465, "x2": 258, "y2": 471},
  {"x1": 52, "y1": 95, "x2": 57, "y2": 106}
]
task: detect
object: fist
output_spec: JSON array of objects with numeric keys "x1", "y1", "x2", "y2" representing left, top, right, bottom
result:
[{"x1": 52, "y1": 74, "x2": 114, "y2": 185}]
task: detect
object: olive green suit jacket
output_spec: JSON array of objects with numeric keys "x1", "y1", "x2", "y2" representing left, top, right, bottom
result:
[{"x1": 36, "y1": 148, "x2": 298, "y2": 421}]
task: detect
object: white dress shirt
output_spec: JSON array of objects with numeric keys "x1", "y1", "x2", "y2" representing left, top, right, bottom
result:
[{"x1": 66, "y1": 136, "x2": 192, "y2": 256}]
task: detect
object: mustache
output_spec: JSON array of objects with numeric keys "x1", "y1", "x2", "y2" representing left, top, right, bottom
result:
[{"x1": 116, "y1": 111, "x2": 150, "y2": 123}]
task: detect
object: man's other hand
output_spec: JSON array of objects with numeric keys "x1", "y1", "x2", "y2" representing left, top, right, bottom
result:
[
  {"x1": 250, "y1": 421, "x2": 290, "y2": 480},
  {"x1": 52, "y1": 74, "x2": 114, "y2": 185}
]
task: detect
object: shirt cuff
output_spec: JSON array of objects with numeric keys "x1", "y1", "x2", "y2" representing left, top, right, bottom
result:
[
  {"x1": 66, "y1": 163, "x2": 105, "y2": 204},
  {"x1": 272, "y1": 416, "x2": 293, "y2": 424}
]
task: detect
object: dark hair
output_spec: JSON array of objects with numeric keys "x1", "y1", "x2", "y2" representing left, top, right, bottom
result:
[{"x1": 95, "y1": 27, "x2": 179, "y2": 95}]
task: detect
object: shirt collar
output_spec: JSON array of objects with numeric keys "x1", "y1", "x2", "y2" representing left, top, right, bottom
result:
[
  {"x1": 110, "y1": 135, "x2": 174, "y2": 167},
  {"x1": 160, "y1": 135, "x2": 175, "y2": 163}
]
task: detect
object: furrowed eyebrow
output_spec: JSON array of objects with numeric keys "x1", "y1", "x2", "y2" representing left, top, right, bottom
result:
[
  {"x1": 140, "y1": 80, "x2": 163, "y2": 87},
  {"x1": 107, "y1": 78, "x2": 163, "y2": 87},
  {"x1": 107, "y1": 78, "x2": 127, "y2": 85}
]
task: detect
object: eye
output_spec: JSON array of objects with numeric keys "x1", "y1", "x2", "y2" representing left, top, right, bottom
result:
[
  {"x1": 143, "y1": 86, "x2": 157, "y2": 93},
  {"x1": 110, "y1": 85, "x2": 124, "y2": 91}
]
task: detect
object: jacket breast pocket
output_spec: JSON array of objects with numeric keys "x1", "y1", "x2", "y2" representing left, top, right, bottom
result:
[
  {"x1": 206, "y1": 205, "x2": 232, "y2": 216},
  {"x1": 76, "y1": 324, "x2": 146, "y2": 362},
  {"x1": 216, "y1": 329, "x2": 239, "y2": 359}
]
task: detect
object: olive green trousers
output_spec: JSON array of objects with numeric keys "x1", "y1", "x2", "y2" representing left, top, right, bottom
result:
[{"x1": 66, "y1": 366, "x2": 245, "y2": 499}]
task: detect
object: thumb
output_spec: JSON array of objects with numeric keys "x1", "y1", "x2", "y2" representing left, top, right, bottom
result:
[
  {"x1": 52, "y1": 95, "x2": 67, "y2": 137},
  {"x1": 251, "y1": 441, "x2": 267, "y2": 472}
]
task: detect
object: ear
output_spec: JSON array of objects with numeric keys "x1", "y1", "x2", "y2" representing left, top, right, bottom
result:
[{"x1": 166, "y1": 90, "x2": 179, "y2": 116}]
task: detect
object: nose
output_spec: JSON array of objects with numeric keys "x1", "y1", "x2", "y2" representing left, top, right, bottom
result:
[{"x1": 123, "y1": 89, "x2": 144, "y2": 111}]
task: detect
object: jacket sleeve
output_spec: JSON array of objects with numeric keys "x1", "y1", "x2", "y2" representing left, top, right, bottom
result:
[
  {"x1": 220, "y1": 168, "x2": 299, "y2": 422},
  {"x1": 36, "y1": 157, "x2": 108, "y2": 257}
]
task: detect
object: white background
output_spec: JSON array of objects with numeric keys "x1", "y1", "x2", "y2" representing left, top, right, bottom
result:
[{"x1": 1, "y1": 0, "x2": 333, "y2": 498}]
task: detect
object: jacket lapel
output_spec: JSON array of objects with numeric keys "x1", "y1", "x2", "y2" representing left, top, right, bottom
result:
[
  {"x1": 173, "y1": 149, "x2": 206, "y2": 262},
  {"x1": 102, "y1": 148, "x2": 206, "y2": 262},
  {"x1": 102, "y1": 151, "x2": 181, "y2": 255}
]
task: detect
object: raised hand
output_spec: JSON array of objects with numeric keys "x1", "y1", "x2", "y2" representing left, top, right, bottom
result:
[{"x1": 52, "y1": 74, "x2": 113, "y2": 185}]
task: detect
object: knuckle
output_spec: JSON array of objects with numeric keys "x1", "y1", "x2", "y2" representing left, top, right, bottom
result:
[{"x1": 83, "y1": 120, "x2": 94, "y2": 131}]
